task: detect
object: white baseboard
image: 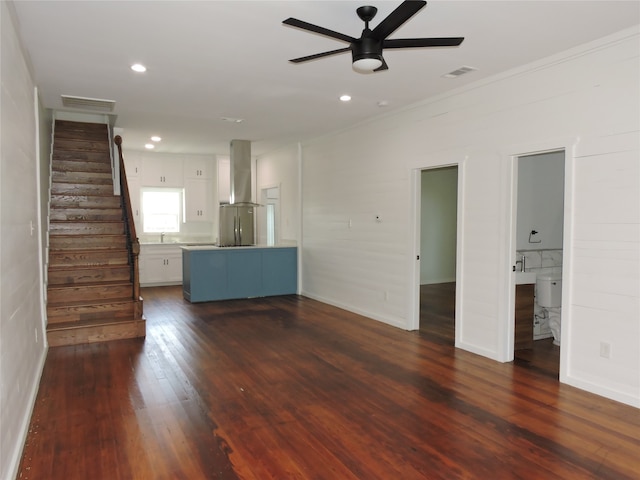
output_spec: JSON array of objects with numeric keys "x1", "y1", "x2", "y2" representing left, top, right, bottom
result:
[{"x1": 7, "y1": 345, "x2": 48, "y2": 480}]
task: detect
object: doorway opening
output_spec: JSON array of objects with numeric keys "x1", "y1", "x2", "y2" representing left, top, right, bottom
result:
[
  {"x1": 258, "y1": 186, "x2": 280, "y2": 246},
  {"x1": 418, "y1": 166, "x2": 458, "y2": 344},
  {"x1": 512, "y1": 150, "x2": 565, "y2": 379}
]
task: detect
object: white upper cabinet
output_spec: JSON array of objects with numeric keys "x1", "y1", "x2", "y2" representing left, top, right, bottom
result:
[
  {"x1": 184, "y1": 156, "x2": 214, "y2": 179},
  {"x1": 184, "y1": 178, "x2": 214, "y2": 222},
  {"x1": 126, "y1": 176, "x2": 141, "y2": 228},
  {"x1": 142, "y1": 157, "x2": 183, "y2": 186},
  {"x1": 123, "y1": 152, "x2": 142, "y2": 178}
]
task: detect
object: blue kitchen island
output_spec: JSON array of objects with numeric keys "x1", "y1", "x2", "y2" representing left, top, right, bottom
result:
[{"x1": 181, "y1": 245, "x2": 297, "y2": 302}]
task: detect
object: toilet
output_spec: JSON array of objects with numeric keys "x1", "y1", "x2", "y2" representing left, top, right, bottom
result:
[{"x1": 536, "y1": 273, "x2": 562, "y2": 346}]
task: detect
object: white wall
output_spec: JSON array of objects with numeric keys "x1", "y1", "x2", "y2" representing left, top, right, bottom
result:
[
  {"x1": 517, "y1": 151, "x2": 565, "y2": 250},
  {"x1": 299, "y1": 28, "x2": 639, "y2": 407},
  {"x1": 420, "y1": 167, "x2": 458, "y2": 284},
  {"x1": 0, "y1": 2, "x2": 48, "y2": 479}
]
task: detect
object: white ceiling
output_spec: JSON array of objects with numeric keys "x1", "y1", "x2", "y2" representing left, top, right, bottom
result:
[{"x1": 12, "y1": 1, "x2": 640, "y2": 156}]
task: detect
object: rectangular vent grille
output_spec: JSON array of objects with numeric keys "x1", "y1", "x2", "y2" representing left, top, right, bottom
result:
[
  {"x1": 61, "y1": 95, "x2": 116, "y2": 112},
  {"x1": 442, "y1": 66, "x2": 477, "y2": 79}
]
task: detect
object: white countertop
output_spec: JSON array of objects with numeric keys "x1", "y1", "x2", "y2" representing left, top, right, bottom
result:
[{"x1": 181, "y1": 244, "x2": 297, "y2": 251}]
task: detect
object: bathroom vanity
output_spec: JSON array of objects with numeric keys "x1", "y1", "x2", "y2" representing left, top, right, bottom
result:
[{"x1": 514, "y1": 274, "x2": 536, "y2": 351}]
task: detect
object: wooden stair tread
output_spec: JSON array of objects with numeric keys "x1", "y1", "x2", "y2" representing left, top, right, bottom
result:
[
  {"x1": 48, "y1": 263, "x2": 130, "y2": 271},
  {"x1": 48, "y1": 280, "x2": 133, "y2": 290},
  {"x1": 48, "y1": 247, "x2": 129, "y2": 254}
]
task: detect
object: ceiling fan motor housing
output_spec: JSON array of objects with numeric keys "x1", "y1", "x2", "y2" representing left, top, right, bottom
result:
[{"x1": 352, "y1": 35, "x2": 383, "y2": 63}]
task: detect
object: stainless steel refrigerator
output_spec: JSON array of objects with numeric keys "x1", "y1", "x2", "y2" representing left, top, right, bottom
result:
[{"x1": 219, "y1": 205, "x2": 255, "y2": 246}]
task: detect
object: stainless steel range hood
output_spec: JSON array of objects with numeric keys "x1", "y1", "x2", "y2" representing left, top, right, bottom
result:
[
  {"x1": 228, "y1": 139, "x2": 257, "y2": 205},
  {"x1": 218, "y1": 139, "x2": 258, "y2": 246}
]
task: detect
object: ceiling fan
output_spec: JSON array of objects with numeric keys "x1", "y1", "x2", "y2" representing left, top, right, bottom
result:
[{"x1": 283, "y1": 0, "x2": 464, "y2": 73}]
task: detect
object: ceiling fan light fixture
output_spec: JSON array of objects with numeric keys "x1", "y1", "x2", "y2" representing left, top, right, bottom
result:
[{"x1": 352, "y1": 57, "x2": 383, "y2": 73}]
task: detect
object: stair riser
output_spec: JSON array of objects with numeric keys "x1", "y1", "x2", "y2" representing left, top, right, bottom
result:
[
  {"x1": 48, "y1": 266, "x2": 131, "y2": 286},
  {"x1": 52, "y1": 159, "x2": 112, "y2": 174},
  {"x1": 49, "y1": 235, "x2": 128, "y2": 250},
  {"x1": 49, "y1": 251, "x2": 129, "y2": 267},
  {"x1": 52, "y1": 171, "x2": 113, "y2": 185},
  {"x1": 51, "y1": 183, "x2": 113, "y2": 196},
  {"x1": 55, "y1": 120, "x2": 109, "y2": 133},
  {"x1": 50, "y1": 223, "x2": 125, "y2": 235},
  {"x1": 48, "y1": 284, "x2": 133, "y2": 304},
  {"x1": 52, "y1": 151, "x2": 110, "y2": 163},
  {"x1": 50, "y1": 208, "x2": 123, "y2": 222},
  {"x1": 54, "y1": 138, "x2": 110, "y2": 153},
  {"x1": 47, "y1": 302, "x2": 135, "y2": 325},
  {"x1": 50, "y1": 195, "x2": 121, "y2": 209},
  {"x1": 54, "y1": 127, "x2": 108, "y2": 139},
  {"x1": 47, "y1": 318, "x2": 146, "y2": 347}
]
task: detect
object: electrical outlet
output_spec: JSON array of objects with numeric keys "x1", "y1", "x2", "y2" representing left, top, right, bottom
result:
[{"x1": 600, "y1": 341, "x2": 611, "y2": 359}]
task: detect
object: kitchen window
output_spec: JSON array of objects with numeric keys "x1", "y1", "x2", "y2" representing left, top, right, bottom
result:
[{"x1": 141, "y1": 188, "x2": 183, "y2": 233}]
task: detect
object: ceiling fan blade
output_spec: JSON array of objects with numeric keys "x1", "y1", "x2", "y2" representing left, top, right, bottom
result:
[
  {"x1": 371, "y1": 0, "x2": 427, "y2": 40},
  {"x1": 283, "y1": 18, "x2": 356, "y2": 44},
  {"x1": 289, "y1": 47, "x2": 352, "y2": 64},
  {"x1": 374, "y1": 57, "x2": 389, "y2": 72},
  {"x1": 384, "y1": 37, "x2": 464, "y2": 48}
]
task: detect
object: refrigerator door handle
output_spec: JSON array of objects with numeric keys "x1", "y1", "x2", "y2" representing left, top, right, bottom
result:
[
  {"x1": 238, "y1": 216, "x2": 242, "y2": 245},
  {"x1": 233, "y1": 216, "x2": 238, "y2": 245}
]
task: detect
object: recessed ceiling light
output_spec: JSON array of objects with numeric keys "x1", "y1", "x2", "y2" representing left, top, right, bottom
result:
[
  {"x1": 221, "y1": 117, "x2": 244, "y2": 123},
  {"x1": 145, "y1": 143, "x2": 155, "y2": 149},
  {"x1": 340, "y1": 95, "x2": 351, "y2": 102},
  {"x1": 150, "y1": 136, "x2": 161, "y2": 142},
  {"x1": 131, "y1": 63, "x2": 147, "y2": 73}
]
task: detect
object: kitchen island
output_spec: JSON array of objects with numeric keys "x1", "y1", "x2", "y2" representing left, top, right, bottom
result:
[{"x1": 181, "y1": 245, "x2": 297, "y2": 302}]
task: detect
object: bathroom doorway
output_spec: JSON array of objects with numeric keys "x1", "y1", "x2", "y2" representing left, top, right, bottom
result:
[
  {"x1": 418, "y1": 166, "x2": 458, "y2": 344},
  {"x1": 512, "y1": 150, "x2": 565, "y2": 379}
]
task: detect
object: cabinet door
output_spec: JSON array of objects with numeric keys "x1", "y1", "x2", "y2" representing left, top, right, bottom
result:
[
  {"x1": 140, "y1": 254, "x2": 167, "y2": 284},
  {"x1": 124, "y1": 152, "x2": 142, "y2": 178},
  {"x1": 142, "y1": 158, "x2": 183, "y2": 186},
  {"x1": 184, "y1": 178, "x2": 213, "y2": 222},
  {"x1": 515, "y1": 284, "x2": 534, "y2": 351},
  {"x1": 262, "y1": 248, "x2": 297, "y2": 296},
  {"x1": 125, "y1": 177, "x2": 141, "y2": 229},
  {"x1": 165, "y1": 253, "x2": 183, "y2": 282},
  {"x1": 184, "y1": 157, "x2": 213, "y2": 179},
  {"x1": 227, "y1": 250, "x2": 262, "y2": 298}
]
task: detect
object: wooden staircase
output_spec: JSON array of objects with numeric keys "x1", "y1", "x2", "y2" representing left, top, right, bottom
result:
[{"x1": 46, "y1": 120, "x2": 145, "y2": 347}]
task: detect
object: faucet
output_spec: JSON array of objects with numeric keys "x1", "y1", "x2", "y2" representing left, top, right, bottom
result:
[
  {"x1": 515, "y1": 254, "x2": 526, "y2": 272},
  {"x1": 160, "y1": 232, "x2": 165, "y2": 243}
]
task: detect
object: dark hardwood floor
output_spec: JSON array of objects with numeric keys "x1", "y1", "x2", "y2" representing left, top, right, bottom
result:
[
  {"x1": 419, "y1": 282, "x2": 561, "y2": 379},
  {"x1": 19, "y1": 286, "x2": 639, "y2": 479}
]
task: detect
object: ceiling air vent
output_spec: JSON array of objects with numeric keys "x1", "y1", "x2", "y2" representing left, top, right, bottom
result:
[
  {"x1": 442, "y1": 66, "x2": 477, "y2": 79},
  {"x1": 61, "y1": 95, "x2": 115, "y2": 112}
]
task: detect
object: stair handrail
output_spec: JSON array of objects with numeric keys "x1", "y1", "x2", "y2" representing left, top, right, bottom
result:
[{"x1": 114, "y1": 135, "x2": 140, "y2": 303}]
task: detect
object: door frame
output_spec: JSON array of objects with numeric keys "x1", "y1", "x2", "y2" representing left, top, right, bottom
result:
[
  {"x1": 505, "y1": 138, "x2": 576, "y2": 376},
  {"x1": 408, "y1": 161, "x2": 464, "y2": 335}
]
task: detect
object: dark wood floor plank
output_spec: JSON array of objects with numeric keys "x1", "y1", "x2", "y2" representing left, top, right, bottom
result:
[{"x1": 18, "y1": 286, "x2": 640, "y2": 479}]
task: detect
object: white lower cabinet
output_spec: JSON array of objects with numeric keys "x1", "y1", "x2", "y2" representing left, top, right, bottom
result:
[{"x1": 140, "y1": 245, "x2": 183, "y2": 286}]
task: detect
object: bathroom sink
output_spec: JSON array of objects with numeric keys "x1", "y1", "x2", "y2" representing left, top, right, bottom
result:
[{"x1": 515, "y1": 271, "x2": 537, "y2": 285}]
